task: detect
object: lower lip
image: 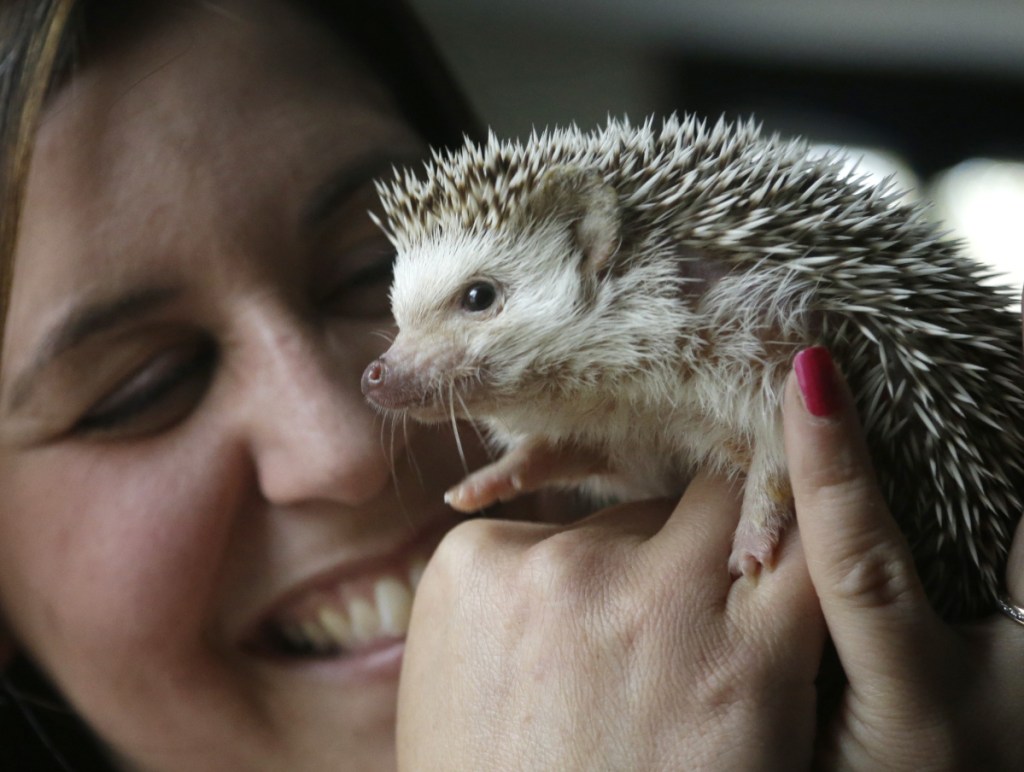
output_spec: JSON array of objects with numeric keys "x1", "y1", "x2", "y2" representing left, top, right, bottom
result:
[
  {"x1": 280, "y1": 638, "x2": 407, "y2": 684},
  {"x1": 350, "y1": 639, "x2": 406, "y2": 681}
]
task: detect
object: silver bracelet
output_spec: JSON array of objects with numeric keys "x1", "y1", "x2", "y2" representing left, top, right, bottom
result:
[{"x1": 996, "y1": 594, "x2": 1024, "y2": 627}]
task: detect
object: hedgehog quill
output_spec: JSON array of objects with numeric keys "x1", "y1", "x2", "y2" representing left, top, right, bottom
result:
[{"x1": 361, "y1": 115, "x2": 1024, "y2": 620}]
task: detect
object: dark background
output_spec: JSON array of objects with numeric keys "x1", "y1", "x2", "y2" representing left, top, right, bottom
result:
[{"x1": 414, "y1": 0, "x2": 1024, "y2": 293}]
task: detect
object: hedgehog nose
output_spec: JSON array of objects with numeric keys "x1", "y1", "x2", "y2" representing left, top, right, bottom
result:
[{"x1": 361, "y1": 357, "x2": 388, "y2": 396}]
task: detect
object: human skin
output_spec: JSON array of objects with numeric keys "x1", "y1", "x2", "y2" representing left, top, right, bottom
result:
[
  {"x1": 0, "y1": 3, "x2": 827, "y2": 768},
  {"x1": 398, "y1": 342, "x2": 1024, "y2": 771},
  {"x1": 786, "y1": 341, "x2": 1024, "y2": 770},
  {"x1": 0, "y1": 2, "x2": 479, "y2": 769},
  {"x1": 2, "y1": 2, "x2": 1022, "y2": 770},
  {"x1": 399, "y1": 476, "x2": 826, "y2": 770}
]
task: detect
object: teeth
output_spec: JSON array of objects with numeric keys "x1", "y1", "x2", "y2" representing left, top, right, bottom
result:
[
  {"x1": 349, "y1": 598, "x2": 380, "y2": 643},
  {"x1": 300, "y1": 619, "x2": 337, "y2": 654},
  {"x1": 375, "y1": 577, "x2": 413, "y2": 635},
  {"x1": 270, "y1": 558, "x2": 427, "y2": 656},
  {"x1": 318, "y1": 607, "x2": 353, "y2": 648}
]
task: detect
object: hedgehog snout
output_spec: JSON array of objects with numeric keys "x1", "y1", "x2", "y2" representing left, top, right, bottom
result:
[
  {"x1": 361, "y1": 353, "x2": 432, "y2": 412},
  {"x1": 361, "y1": 356, "x2": 390, "y2": 398}
]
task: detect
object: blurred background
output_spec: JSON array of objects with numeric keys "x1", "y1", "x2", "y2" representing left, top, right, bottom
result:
[{"x1": 411, "y1": 0, "x2": 1024, "y2": 305}]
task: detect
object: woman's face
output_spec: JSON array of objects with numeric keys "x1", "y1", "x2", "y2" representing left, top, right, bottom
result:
[{"x1": 0, "y1": 2, "x2": 477, "y2": 769}]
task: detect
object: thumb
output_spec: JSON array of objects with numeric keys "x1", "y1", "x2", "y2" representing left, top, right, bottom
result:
[{"x1": 783, "y1": 346, "x2": 951, "y2": 689}]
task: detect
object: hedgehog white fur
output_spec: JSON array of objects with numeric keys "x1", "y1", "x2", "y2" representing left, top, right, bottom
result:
[{"x1": 362, "y1": 114, "x2": 1024, "y2": 620}]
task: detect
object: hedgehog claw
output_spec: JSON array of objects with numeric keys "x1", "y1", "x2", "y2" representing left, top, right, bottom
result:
[
  {"x1": 728, "y1": 526, "x2": 780, "y2": 578},
  {"x1": 444, "y1": 472, "x2": 519, "y2": 513},
  {"x1": 728, "y1": 546, "x2": 771, "y2": 579}
]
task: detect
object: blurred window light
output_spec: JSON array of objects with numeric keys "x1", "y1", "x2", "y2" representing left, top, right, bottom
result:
[
  {"x1": 930, "y1": 159, "x2": 1024, "y2": 309},
  {"x1": 808, "y1": 143, "x2": 922, "y2": 204}
]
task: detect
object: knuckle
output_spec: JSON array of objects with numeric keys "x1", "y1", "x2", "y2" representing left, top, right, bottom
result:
[
  {"x1": 522, "y1": 529, "x2": 611, "y2": 601},
  {"x1": 801, "y1": 473, "x2": 926, "y2": 611},
  {"x1": 827, "y1": 536, "x2": 922, "y2": 610},
  {"x1": 439, "y1": 517, "x2": 508, "y2": 552},
  {"x1": 429, "y1": 518, "x2": 515, "y2": 583}
]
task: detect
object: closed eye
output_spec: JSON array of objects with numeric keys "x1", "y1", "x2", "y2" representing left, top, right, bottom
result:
[{"x1": 74, "y1": 338, "x2": 217, "y2": 437}]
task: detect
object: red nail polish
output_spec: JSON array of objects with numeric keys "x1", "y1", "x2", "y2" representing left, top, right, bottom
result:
[{"x1": 794, "y1": 346, "x2": 842, "y2": 417}]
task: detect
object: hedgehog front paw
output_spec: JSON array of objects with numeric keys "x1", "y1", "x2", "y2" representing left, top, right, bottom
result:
[
  {"x1": 444, "y1": 463, "x2": 525, "y2": 512},
  {"x1": 728, "y1": 526, "x2": 781, "y2": 577},
  {"x1": 444, "y1": 438, "x2": 610, "y2": 513},
  {"x1": 729, "y1": 473, "x2": 794, "y2": 578}
]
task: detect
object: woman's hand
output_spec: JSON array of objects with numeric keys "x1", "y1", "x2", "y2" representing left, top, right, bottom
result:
[
  {"x1": 785, "y1": 346, "x2": 1024, "y2": 770},
  {"x1": 398, "y1": 474, "x2": 824, "y2": 771}
]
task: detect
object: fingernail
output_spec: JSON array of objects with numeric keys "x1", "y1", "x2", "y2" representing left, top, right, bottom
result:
[{"x1": 794, "y1": 346, "x2": 842, "y2": 417}]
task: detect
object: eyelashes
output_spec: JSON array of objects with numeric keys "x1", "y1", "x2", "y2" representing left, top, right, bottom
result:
[
  {"x1": 69, "y1": 241, "x2": 394, "y2": 438},
  {"x1": 74, "y1": 339, "x2": 217, "y2": 436}
]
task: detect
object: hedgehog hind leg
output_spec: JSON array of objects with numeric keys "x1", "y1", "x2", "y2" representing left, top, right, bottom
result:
[
  {"x1": 728, "y1": 450, "x2": 794, "y2": 577},
  {"x1": 443, "y1": 436, "x2": 611, "y2": 513}
]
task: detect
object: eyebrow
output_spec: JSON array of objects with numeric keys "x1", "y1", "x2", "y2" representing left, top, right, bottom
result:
[
  {"x1": 5, "y1": 152, "x2": 427, "y2": 414},
  {"x1": 301, "y1": 151, "x2": 425, "y2": 232},
  {"x1": 6, "y1": 285, "x2": 181, "y2": 413}
]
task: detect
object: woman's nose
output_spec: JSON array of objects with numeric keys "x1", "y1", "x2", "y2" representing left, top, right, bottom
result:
[{"x1": 237, "y1": 322, "x2": 398, "y2": 508}]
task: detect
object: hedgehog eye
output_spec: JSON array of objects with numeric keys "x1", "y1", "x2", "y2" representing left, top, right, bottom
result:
[{"x1": 461, "y1": 281, "x2": 498, "y2": 313}]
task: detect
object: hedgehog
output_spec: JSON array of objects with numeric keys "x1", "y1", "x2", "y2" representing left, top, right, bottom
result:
[{"x1": 360, "y1": 114, "x2": 1024, "y2": 621}]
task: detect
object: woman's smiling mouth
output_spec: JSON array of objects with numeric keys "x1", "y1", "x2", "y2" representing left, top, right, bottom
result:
[
  {"x1": 255, "y1": 554, "x2": 427, "y2": 658},
  {"x1": 242, "y1": 520, "x2": 452, "y2": 662}
]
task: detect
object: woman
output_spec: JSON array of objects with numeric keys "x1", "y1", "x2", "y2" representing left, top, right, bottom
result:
[
  {"x1": 0, "y1": 1, "x2": 822, "y2": 768},
  {"x1": 0, "y1": 1, "x2": 1021, "y2": 769},
  {"x1": 0, "y1": 1, "x2": 486, "y2": 768}
]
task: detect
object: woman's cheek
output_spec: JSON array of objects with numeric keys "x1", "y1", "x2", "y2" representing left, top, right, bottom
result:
[{"x1": 0, "y1": 430, "x2": 242, "y2": 694}]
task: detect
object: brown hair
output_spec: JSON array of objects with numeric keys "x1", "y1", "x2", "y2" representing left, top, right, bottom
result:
[{"x1": 0, "y1": 0, "x2": 75, "y2": 373}]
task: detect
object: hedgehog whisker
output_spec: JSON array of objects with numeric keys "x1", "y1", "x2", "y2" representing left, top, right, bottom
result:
[
  {"x1": 447, "y1": 378, "x2": 469, "y2": 477},
  {"x1": 377, "y1": 411, "x2": 392, "y2": 466},
  {"x1": 455, "y1": 390, "x2": 495, "y2": 463},
  {"x1": 371, "y1": 329, "x2": 396, "y2": 345},
  {"x1": 392, "y1": 414, "x2": 419, "y2": 529},
  {"x1": 379, "y1": 412, "x2": 403, "y2": 501},
  {"x1": 384, "y1": 414, "x2": 416, "y2": 528},
  {"x1": 403, "y1": 412, "x2": 424, "y2": 487}
]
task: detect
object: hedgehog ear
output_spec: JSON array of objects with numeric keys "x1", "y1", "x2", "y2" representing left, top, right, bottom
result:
[{"x1": 533, "y1": 167, "x2": 621, "y2": 275}]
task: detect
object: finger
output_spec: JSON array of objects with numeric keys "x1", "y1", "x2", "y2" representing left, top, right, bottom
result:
[
  {"x1": 569, "y1": 496, "x2": 678, "y2": 539},
  {"x1": 735, "y1": 525, "x2": 828, "y2": 677},
  {"x1": 783, "y1": 346, "x2": 951, "y2": 686},
  {"x1": 444, "y1": 495, "x2": 676, "y2": 578},
  {"x1": 436, "y1": 514, "x2": 557, "y2": 566},
  {"x1": 751, "y1": 518, "x2": 819, "y2": 618},
  {"x1": 724, "y1": 512, "x2": 824, "y2": 648},
  {"x1": 649, "y1": 468, "x2": 744, "y2": 576}
]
